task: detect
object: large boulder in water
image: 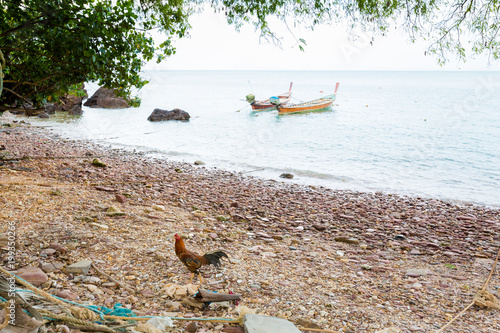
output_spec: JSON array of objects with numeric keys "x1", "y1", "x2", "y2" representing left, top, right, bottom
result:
[
  {"x1": 83, "y1": 87, "x2": 129, "y2": 109},
  {"x1": 147, "y1": 108, "x2": 190, "y2": 122}
]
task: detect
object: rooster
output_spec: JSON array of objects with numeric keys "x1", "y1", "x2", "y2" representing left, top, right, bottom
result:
[{"x1": 174, "y1": 233, "x2": 228, "y2": 284}]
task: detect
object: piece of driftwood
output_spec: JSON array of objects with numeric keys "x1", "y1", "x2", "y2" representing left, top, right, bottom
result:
[
  {"x1": 91, "y1": 263, "x2": 136, "y2": 294},
  {"x1": 221, "y1": 327, "x2": 245, "y2": 333},
  {"x1": 195, "y1": 289, "x2": 241, "y2": 303}
]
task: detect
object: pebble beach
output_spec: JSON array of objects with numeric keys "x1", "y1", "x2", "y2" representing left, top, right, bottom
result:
[{"x1": 1, "y1": 120, "x2": 499, "y2": 332}]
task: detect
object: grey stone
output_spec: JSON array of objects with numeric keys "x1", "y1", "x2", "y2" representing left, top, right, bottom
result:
[
  {"x1": 334, "y1": 236, "x2": 360, "y2": 244},
  {"x1": 279, "y1": 173, "x2": 294, "y2": 179},
  {"x1": 41, "y1": 261, "x2": 64, "y2": 273},
  {"x1": 147, "y1": 108, "x2": 190, "y2": 122},
  {"x1": 406, "y1": 269, "x2": 429, "y2": 277},
  {"x1": 84, "y1": 87, "x2": 129, "y2": 109},
  {"x1": 244, "y1": 314, "x2": 301, "y2": 333},
  {"x1": 66, "y1": 259, "x2": 93, "y2": 275}
]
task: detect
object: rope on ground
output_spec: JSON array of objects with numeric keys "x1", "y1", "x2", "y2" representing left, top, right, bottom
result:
[
  {"x1": 296, "y1": 327, "x2": 342, "y2": 333},
  {"x1": 102, "y1": 314, "x2": 240, "y2": 323},
  {"x1": 37, "y1": 309, "x2": 116, "y2": 333},
  {"x1": 434, "y1": 247, "x2": 500, "y2": 333},
  {"x1": 0, "y1": 302, "x2": 9, "y2": 330}
]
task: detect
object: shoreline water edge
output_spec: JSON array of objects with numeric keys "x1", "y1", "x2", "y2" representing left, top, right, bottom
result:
[{"x1": 0, "y1": 120, "x2": 499, "y2": 332}]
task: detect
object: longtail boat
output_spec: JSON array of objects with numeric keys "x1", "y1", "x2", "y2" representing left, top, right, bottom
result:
[
  {"x1": 277, "y1": 82, "x2": 340, "y2": 115},
  {"x1": 247, "y1": 82, "x2": 293, "y2": 111}
]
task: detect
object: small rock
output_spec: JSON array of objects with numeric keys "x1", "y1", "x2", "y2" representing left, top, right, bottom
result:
[
  {"x1": 185, "y1": 322, "x2": 198, "y2": 333},
  {"x1": 90, "y1": 222, "x2": 109, "y2": 230},
  {"x1": 73, "y1": 275, "x2": 101, "y2": 283},
  {"x1": 56, "y1": 290, "x2": 79, "y2": 301},
  {"x1": 152, "y1": 204, "x2": 165, "y2": 211},
  {"x1": 107, "y1": 206, "x2": 125, "y2": 216},
  {"x1": 91, "y1": 158, "x2": 107, "y2": 167},
  {"x1": 394, "y1": 235, "x2": 406, "y2": 241},
  {"x1": 66, "y1": 259, "x2": 93, "y2": 275},
  {"x1": 192, "y1": 211, "x2": 208, "y2": 219},
  {"x1": 410, "y1": 249, "x2": 421, "y2": 255},
  {"x1": 48, "y1": 243, "x2": 68, "y2": 254},
  {"x1": 279, "y1": 173, "x2": 294, "y2": 179},
  {"x1": 66, "y1": 242, "x2": 79, "y2": 250},
  {"x1": 115, "y1": 194, "x2": 128, "y2": 203},
  {"x1": 49, "y1": 189, "x2": 63, "y2": 196},
  {"x1": 312, "y1": 224, "x2": 327, "y2": 231},
  {"x1": 40, "y1": 248, "x2": 57, "y2": 256},
  {"x1": 40, "y1": 262, "x2": 64, "y2": 273},
  {"x1": 86, "y1": 285, "x2": 104, "y2": 294},
  {"x1": 194, "y1": 160, "x2": 205, "y2": 165},
  {"x1": 335, "y1": 236, "x2": 360, "y2": 244},
  {"x1": 406, "y1": 269, "x2": 429, "y2": 277},
  {"x1": 17, "y1": 267, "x2": 48, "y2": 286},
  {"x1": 104, "y1": 297, "x2": 114, "y2": 306},
  {"x1": 140, "y1": 289, "x2": 155, "y2": 297}
]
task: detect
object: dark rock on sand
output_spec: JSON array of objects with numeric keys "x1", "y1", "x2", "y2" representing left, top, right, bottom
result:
[
  {"x1": 280, "y1": 173, "x2": 294, "y2": 179},
  {"x1": 147, "y1": 108, "x2": 190, "y2": 122},
  {"x1": 84, "y1": 87, "x2": 129, "y2": 109},
  {"x1": 38, "y1": 112, "x2": 50, "y2": 118}
]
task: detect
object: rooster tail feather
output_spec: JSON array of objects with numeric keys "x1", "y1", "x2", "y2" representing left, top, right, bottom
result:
[{"x1": 203, "y1": 251, "x2": 228, "y2": 267}]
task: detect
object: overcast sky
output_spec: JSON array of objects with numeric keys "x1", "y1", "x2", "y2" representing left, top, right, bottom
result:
[{"x1": 145, "y1": 10, "x2": 500, "y2": 71}]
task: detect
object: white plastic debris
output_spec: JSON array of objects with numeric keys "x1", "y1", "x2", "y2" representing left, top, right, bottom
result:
[{"x1": 145, "y1": 316, "x2": 174, "y2": 331}]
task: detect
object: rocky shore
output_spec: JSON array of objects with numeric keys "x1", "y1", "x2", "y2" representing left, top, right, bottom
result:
[{"x1": 0, "y1": 120, "x2": 499, "y2": 333}]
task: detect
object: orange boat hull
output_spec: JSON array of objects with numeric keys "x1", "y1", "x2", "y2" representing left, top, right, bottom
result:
[
  {"x1": 277, "y1": 98, "x2": 334, "y2": 114},
  {"x1": 277, "y1": 82, "x2": 339, "y2": 115}
]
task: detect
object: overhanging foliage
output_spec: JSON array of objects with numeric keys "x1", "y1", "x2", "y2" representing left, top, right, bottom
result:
[{"x1": 0, "y1": 0, "x2": 499, "y2": 112}]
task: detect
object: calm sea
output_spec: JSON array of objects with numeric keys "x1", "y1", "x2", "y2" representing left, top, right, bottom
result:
[{"x1": 27, "y1": 70, "x2": 500, "y2": 207}]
